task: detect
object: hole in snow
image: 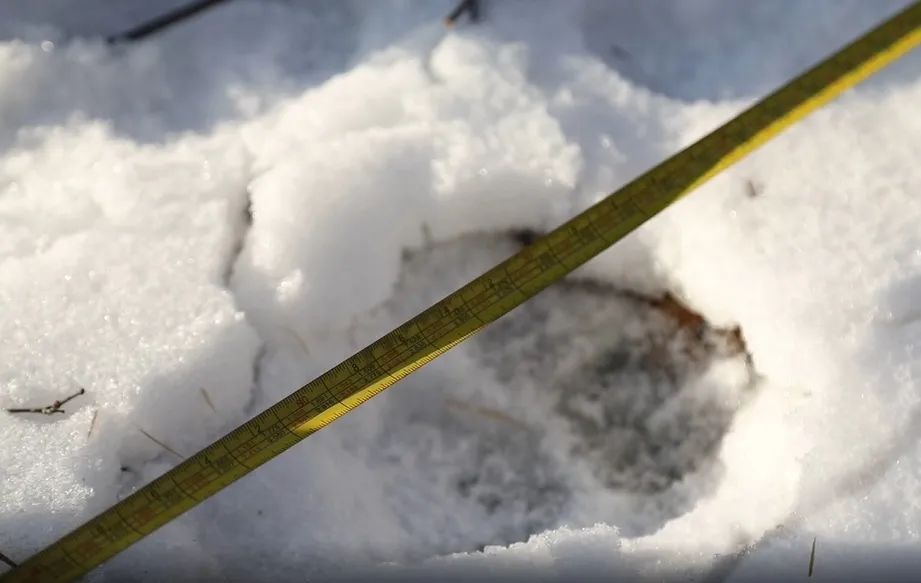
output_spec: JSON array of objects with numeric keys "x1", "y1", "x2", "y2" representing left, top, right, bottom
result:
[{"x1": 367, "y1": 232, "x2": 757, "y2": 557}]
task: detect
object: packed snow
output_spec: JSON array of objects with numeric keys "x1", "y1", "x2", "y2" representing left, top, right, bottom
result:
[{"x1": 1, "y1": 0, "x2": 921, "y2": 581}]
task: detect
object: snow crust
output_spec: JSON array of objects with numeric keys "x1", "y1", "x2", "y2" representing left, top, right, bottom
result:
[{"x1": 2, "y1": 1, "x2": 920, "y2": 581}]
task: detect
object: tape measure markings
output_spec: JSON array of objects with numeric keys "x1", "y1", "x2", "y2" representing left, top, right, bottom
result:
[{"x1": 5, "y1": 3, "x2": 921, "y2": 582}]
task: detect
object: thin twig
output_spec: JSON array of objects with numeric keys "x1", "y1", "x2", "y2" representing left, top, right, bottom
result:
[
  {"x1": 87, "y1": 409, "x2": 99, "y2": 438},
  {"x1": 107, "y1": 0, "x2": 232, "y2": 44},
  {"x1": 199, "y1": 388, "x2": 217, "y2": 413},
  {"x1": 137, "y1": 427, "x2": 185, "y2": 460},
  {"x1": 0, "y1": 550, "x2": 16, "y2": 569},
  {"x1": 808, "y1": 536, "x2": 816, "y2": 577},
  {"x1": 5, "y1": 387, "x2": 86, "y2": 415},
  {"x1": 445, "y1": 0, "x2": 480, "y2": 27}
]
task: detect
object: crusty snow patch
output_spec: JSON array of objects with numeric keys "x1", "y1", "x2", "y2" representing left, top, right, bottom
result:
[{"x1": 2, "y1": 1, "x2": 921, "y2": 581}]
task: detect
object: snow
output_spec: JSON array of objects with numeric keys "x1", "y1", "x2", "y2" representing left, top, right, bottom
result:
[
  {"x1": 1, "y1": 0, "x2": 921, "y2": 581},
  {"x1": 0, "y1": 121, "x2": 261, "y2": 556}
]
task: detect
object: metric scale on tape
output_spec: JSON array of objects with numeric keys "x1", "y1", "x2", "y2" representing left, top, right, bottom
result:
[{"x1": 5, "y1": 3, "x2": 921, "y2": 582}]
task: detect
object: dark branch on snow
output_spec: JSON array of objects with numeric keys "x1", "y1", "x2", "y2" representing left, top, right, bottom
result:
[
  {"x1": 107, "y1": 0, "x2": 232, "y2": 44},
  {"x1": 5, "y1": 387, "x2": 86, "y2": 416},
  {"x1": 445, "y1": 0, "x2": 480, "y2": 28}
]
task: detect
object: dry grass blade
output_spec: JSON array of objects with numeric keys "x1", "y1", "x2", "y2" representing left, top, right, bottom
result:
[
  {"x1": 444, "y1": 397, "x2": 530, "y2": 431},
  {"x1": 87, "y1": 409, "x2": 99, "y2": 438},
  {"x1": 808, "y1": 536, "x2": 817, "y2": 577},
  {"x1": 199, "y1": 388, "x2": 217, "y2": 413},
  {"x1": 138, "y1": 427, "x2": 185, "y2": 460}
]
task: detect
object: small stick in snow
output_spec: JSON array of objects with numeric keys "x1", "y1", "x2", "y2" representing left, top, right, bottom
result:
[
  {"x1": 87, "y1": 409, "x2": 100, "y2": 438},
  {"x1": 808, "y1": 536, "x2": 817, "y2": 577},
  {"x1": 5, "y1": 387, "x2": 86, "y2": 415},
  {"x1": 200, "y1": 388, "x2": 218, "y2": 413},
  {"x1": 138, "y1": 427, "x2": 185, "y2": 460},
  {"x1": 445, "y1": 0, "x2": 480, "y2": 27},
  {"x1": 106, "y1": 0, "x2": 232, "y2": 44},
  {"x1": 0, "y1": 550, "x2": 16, "y2": 569}
]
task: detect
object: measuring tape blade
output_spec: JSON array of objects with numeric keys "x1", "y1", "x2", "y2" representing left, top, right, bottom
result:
[{"x1": 5, "y1": 3, "x2": 921, "y2": 581}]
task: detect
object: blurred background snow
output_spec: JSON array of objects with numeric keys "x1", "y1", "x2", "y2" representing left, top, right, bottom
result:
[{"x1": 1, "y1": 1, "x2": 921, "y2": 581}]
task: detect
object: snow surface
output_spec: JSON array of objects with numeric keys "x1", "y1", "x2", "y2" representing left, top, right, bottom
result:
[{"x1": 2, "y1": 0, "x2": 921, "y2": 581}]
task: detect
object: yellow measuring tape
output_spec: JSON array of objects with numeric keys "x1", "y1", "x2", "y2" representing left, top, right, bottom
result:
[{"x1": 6, "y1": 4, "x2": 921, "y2": 582}]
